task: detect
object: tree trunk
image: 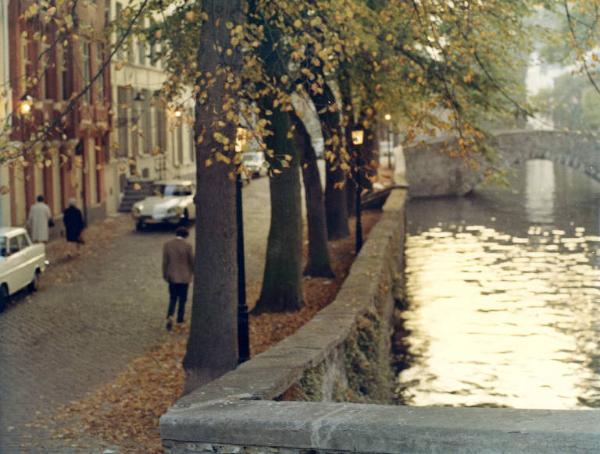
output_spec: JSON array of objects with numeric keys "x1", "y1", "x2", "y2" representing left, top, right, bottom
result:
[
  {"x1": 253, "y1": 103, "x2": 304, "y2": 313},
  {"x1": 182, "y1": 0, "x2": 243, "y2": 393},
  {"x1": 324, "y1": 161, "x2": 350, "y2": 239},
  {"x1": 308, "y1": 82, "x2": 349, "y2": 240},
  {"x1": 291, "y1": 111, "x2": 334, "y2": 278}
]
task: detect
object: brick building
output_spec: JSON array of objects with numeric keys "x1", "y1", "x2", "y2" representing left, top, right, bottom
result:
[
  {"x1": 0, "y1": 0, "x2": 12, "y2": 225},
  {"x1": 4, "y1": 0, "x2": 111, "y2": 227},
  {"x1": 1, "y1": 0, "x2": 196, "y2": 226}
]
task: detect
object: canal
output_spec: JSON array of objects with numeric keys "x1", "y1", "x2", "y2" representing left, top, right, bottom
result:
[{"x1": 395, "y1": 159, "x2": 600, "y2": 409}]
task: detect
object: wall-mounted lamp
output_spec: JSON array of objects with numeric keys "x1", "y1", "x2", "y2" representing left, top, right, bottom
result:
[
  {"x1": 18, "y1": 94, "x2": 33, "y2": 116},
  {"x1": 351, "y1": 129, "x2": 364, "y2": 146}
]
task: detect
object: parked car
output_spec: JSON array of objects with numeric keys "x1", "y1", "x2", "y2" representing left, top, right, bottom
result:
[
  {"x1": 131, "y1": 180, "x2": 196, "y2": 231},
  {"x1": 242, "y1": 152, "x2": 268, "y2": 178},
  {"x1": 0, "y1": 227, "x2": 48, "y2": 313}
]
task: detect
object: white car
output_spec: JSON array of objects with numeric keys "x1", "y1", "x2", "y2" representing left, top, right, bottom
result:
[
  {"x1": 131, "y1": 180, "x2": 196, "y2": 231},
  {"x1": 241, "y1": 152, "x2": 268, "y2": 178},
  {"x1": 0, "y1": 227, "x2": 48, "y2": 313}
]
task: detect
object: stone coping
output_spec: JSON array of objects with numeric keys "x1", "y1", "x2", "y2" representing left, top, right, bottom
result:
[{"x1": 162, "y1": 400, "x2": 600, "y2": 453}]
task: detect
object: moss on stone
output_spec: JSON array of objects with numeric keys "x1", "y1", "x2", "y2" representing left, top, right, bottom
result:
[
  {"x1": 342, "y1": 310, "x2": 394, "y2": 404},
  {"x1": 291, "y1": 362, "x2": 326, "y2": 402}
]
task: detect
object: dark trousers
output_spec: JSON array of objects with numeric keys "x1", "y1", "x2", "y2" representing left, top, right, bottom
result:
[{"x1": 167, "y1": 283, "x2": 189, "y2": 323}]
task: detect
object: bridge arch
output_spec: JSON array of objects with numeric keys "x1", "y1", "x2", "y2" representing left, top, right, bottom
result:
[{"x1": 403, "y1": 130, "x2": 600, "y2": 198}]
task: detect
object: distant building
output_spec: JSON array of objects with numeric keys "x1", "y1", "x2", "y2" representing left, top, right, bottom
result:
[
  {"x1": 4, "y1": 0, "x2": 111, "y2": 226},
  {"x1": 105, "y1": 0, "x2": 195, "y2": 215}
]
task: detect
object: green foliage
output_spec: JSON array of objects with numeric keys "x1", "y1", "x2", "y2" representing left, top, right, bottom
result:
[
  {"x1": 532, "y1": 72, "x2": 600, "y2": 131},
  {"x1": 0, "y1": 0, "x2": 586, "y2": 179}
]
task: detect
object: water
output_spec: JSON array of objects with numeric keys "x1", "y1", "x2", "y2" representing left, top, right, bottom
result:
[{"x1": 395, "y1": 160, "x2": 600, "y2": 409}]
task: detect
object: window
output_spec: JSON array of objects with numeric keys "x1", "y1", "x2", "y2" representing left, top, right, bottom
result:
[
  {"x1": 152, "y1": 183, "x2": 192, "y2": 197},
  {"x1": 44, "y1": 43, "x2": 54, "y2": 100},
  {"x1": 115, "y1": 2, "x2": 124, "y2": 60},
  {"x1": 138, "y1": 19, "x2": 146, "y2": 65},
  {"x1": 117, "y1": 86, "x2": 130, "y2": 157},
  {"x1": 39, "y1": 41, "x2": 49, "y2": 100},
  {"x1": 127, "y1": 31, "x2": 134, "y2": 64},
  {"x1": 60, "y1": 47, "x2": 71, "y2": 100},
  {"x1": 82, "y1": 41, "x2": 91, "y2": 102},
  {"x1": 95, "y1": 43, "x2": 105, "y2": 102},
  {"x1": 8, "y1": 237, "x2": 20, "y2": 255},
  {"x1": 142, "y1": 90, "x2": 152, "y2": 153},
  {"x1": 149, "y1": 20, "x2": 157, "y2": 66},
  {"x1": 177, "y1": 123, "x2": 183, "y2": 165},
  {"x1": 21, "y1": 35, "x2": 29, "y2": 80},
  {"x1": 131, "y1": 97, "x2": 139, "y2": 157},
  {"x1": 0, "y1": 237, "x2": 7, "y2": 256},
  {"x1": 16, "y1": 234, "x2": 30, "y2": 249},
  {"x1": 156, "y1": 108, "x2": 167, "y2": 152}
]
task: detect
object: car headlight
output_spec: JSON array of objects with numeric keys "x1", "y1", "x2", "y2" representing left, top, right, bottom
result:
[
  {"x1": 167, "y1": 206, "x2": 183, "y2": 215},
  {"x1": 132, "y1": 205, "x2": 142, "y2": 216}
]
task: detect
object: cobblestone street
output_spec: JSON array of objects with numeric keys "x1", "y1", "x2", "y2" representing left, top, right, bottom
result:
[{"x1": 0, "y1": 177, "x2": 271, "y2": 453}]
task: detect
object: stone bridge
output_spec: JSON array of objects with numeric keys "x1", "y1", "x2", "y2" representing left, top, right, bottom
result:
[{"x1": 403, "y1": 130, "x2": 600, "y2": 198}]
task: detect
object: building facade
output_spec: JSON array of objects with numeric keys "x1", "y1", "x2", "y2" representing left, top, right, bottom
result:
[
  {"x1": 1, "y1": 0, "x2": 196, "y2": 227},
  {"x1": 105, "y1": 0, "x2": 195, "y2": 215},
  {"x1": 0, "y1": 0, "x2": 12, "y2": 225},
  {"x1": 5, "y1": 0, "x2": 111, "y2": 227}
]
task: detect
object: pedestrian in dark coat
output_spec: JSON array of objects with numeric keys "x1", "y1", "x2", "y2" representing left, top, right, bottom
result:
[
  {"x1": 63, "y1": 199, "x2": 85, "y2": 256},
  {"x1": 162, "y1": 226, "x2": 194, "y2": 331}
]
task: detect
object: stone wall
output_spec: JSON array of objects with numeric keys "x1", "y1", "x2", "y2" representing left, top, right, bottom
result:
[
  {"x1": 160, "y1": 188, "x2": 407, "y2": 452},
  {"x1": 160, "y1": 187, "x2": 600, "y2": 454}
]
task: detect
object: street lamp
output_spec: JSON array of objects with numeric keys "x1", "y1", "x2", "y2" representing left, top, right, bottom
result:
[
  {"x1": 18, "y1": 94, "x2": 33, "y2": 116},
  {"x1": 384, "y1": 113, "x2": 392, "y2": 170},
  {"x1": 235, "y1": 128, "x2": 250, "y2": 363},
  {"x1": 352, "y1": 128, "x2": 365, "y2": 254}
]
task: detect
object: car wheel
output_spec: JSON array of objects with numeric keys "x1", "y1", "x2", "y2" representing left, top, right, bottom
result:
[
  {"x1": 136, "y1": 220, "x2": 146, "y2": 231},
  {"x1": 0, "y1": 285, "x2": 8, "y2": 313},
  {"x1": 28, "y1": 269, "x2": 41, "y2": 292}
]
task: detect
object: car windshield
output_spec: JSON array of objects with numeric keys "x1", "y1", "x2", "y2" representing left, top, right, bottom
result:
[
  {"x1": 242, "y1": 154, "x2": 261, "y2": 162},
  {"x1": 153, "y1": 184, "x2": 192, "y2": 196},
  {"x1": 0, "y1": 237, "x2": 6, "y2": 257}
]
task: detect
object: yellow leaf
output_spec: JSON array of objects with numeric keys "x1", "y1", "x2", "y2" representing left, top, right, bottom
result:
[{"x1": 215, "y1": 152, "x2": 231, "y2": 164}]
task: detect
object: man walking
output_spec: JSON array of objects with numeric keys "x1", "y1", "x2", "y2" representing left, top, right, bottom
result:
[
  {"x1": 162, "y1": 226, "x2": 194, "y2": 331},
  {"x1": 27, "y1": 195, "x2": 52, "y2": 243}
]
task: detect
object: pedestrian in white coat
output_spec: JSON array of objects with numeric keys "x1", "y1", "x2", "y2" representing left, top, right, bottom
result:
[{"x1": 27, "y1": 195, "x2": 52, "y2": 243}]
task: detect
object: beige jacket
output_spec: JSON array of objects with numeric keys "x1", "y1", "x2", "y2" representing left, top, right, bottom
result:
[{"x1": 162, "y1": 238, "x2": 194, "y2": 284}]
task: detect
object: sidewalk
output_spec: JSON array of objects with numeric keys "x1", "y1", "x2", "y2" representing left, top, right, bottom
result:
[{"x1": 0, "y1": 177, "x2": 272, "y2": 453}]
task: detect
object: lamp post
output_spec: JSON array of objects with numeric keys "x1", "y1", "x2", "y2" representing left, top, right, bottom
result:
[
  {"x1": 384, "y1": 113, "x2": 392, "y2": 170},
  {"x1": 351, "y1": 129, "x2": 365, "y2": 254},
  {"x1": 235, "y1": 131, "x2": 250, "y2": 364},
  {"x1": 236, "y1": 171, "x2": 250, "y2": 363}
]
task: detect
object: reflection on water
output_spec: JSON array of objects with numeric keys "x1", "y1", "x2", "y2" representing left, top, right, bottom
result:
[
  {"x1": 525, "y1": 160, "x2": 555, "y2": 224},
  {"x1": 396, "y1": 160, "x2": 600, "y2": 409}
]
